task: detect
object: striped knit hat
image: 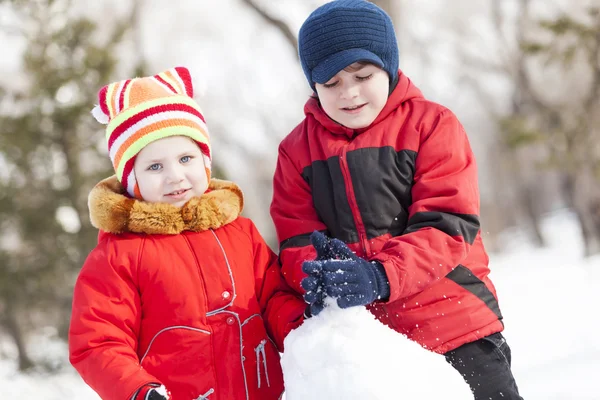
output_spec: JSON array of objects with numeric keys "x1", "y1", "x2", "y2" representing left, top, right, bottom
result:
[{"x1": 92, "y1": 66, "x2": 211, "y2": 199}]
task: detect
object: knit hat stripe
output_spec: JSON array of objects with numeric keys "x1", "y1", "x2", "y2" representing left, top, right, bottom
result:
[
  {"x1": 106, "y1": 102, "x2": 205, "y2": 150},
  {"x1": 105, "y1": 83, "x2": 118, "y2": 119},
  {"x1": 111, "y1": 82, "x2": 124, "y2": 116},
  {"x1": 107, "y1": 95, "x2": 202, "y2": 136},
  {"x1": 117, "y1": 79, "x2": 132, "y2": 113},
  {"x1": 113, "y1": 117, "x2": 209, "y2": 170},
  {"x1": 123, "y1": 78, "x2": 134, "y2": 110},
  {"x1": 123, "y1": 167, "x2": 139, "y2": 199},
  {"x1": 160, "y1": 70, "x2": 184, "y2": 95},
  {"x1": 108, "y1": 109, "x2": 208, "y2": 160},
  {"x1": 174, "y1": 66, "x2": 194, "y2": 97},
  {"x1": 198, "y1": 142, "x2": 212, "y2": 165},
  {"x1": 113, "y1": 80, "x2": 126, "y2": 114},
  {"x1": 153, "y1": 75, "x2": 177, "y2": 94},
  {"x1": 133, "y1": 182, "x2": 142, "y2": 199},
  {"x1": 116, "y1": 125, "x2": 209, "y2": 179},
  {"x1": 122, "y1": 164, "x2": 135, "y2": 196},
  {"x1": 169, "y1": 69, "x2": 189, "y2": 96},
  {"x1": 98, "y1": 86, "x2": 110, "y2": 117}
]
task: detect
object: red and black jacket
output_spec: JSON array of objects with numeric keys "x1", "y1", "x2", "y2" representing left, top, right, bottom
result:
[{"x1": 270, "y1": 71, "x2": 503, "y2": 354}]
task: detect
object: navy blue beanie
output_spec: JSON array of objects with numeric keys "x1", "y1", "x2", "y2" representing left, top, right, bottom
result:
[{"x1": 298, "y1": 0, "x2": 399, "y2": 92}]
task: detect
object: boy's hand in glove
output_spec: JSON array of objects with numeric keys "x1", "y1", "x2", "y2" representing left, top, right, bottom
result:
[{"x1": 301, "y1": 231, "x2": 390, "y2": 315}]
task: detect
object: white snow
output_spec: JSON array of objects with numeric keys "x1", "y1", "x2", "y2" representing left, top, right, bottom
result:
[
  {"x1": 2, "y1": 209, "x2": 599, "y2": 399},
  {"x1": 282, "y1": 299, "x2": 472, "y2": 399}
]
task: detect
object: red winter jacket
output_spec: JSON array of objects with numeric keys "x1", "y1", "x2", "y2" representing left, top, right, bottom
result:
[
  {"x1": 270, "y1": 71, "x2": 503, "y2": 354},
  {"x1": 70, "y1": 177, "x2": 304, "y2": 400}
]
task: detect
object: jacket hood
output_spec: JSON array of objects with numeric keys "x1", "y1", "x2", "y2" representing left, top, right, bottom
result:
[
  {"x1": 303, "y1": 70, "x2": 424, "y2": 137},
  {"x1": 88, "y1": 175, "x2": 244, "y2": 235}
]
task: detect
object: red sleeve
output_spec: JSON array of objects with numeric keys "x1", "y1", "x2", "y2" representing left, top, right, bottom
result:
[
  {"x1": 371, "y1": 110, "x2": 481, "y2": 303},
  {"x1": 247, "y1": 220, "x2": 306, "y2": 351},
  {"x1": 270, "y1": 142, "x2": 327, "y2": 293},
  {"x1": 69, "y1": 239, "x2": 161, "y2": 400}
]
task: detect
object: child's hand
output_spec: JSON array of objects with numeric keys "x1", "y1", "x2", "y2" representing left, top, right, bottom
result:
[
  {"x1": 302, "y1": 230, "x2": 336, "y2": 317},
  {"x1": 310, "y1": 230, "x2": 336, "y2": 260},
  {"x1": 301, "y1": 260, "x2": 326, "y2": 317},
  {"x1": 147, "y1": 389, "x2": 168, "y2": 400},
  {"x1": 310, "y1": 230, "x2": 361, "y2": 261},
  {"x1": 304, "y1": 231, "x2": 387, "y2": 315},
  {"x1": 135, "y1": 386, "x2": 169, "y2": 400},
  {"x1": 309, "y1": 258, "x2": 390, "y2": 309}
]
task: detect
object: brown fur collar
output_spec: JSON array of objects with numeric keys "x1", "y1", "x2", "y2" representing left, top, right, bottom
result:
[{"x1": 88, "y1": 175, "x2": 244, "y2": 235}]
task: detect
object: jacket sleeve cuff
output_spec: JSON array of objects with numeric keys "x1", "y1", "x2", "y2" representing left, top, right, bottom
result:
[
  {"x1": 132, "y1": 384, "x2": 167, "y2": 400},
  {"x1": 371, "y1": 261, "x2": 391, "y2": 301}
]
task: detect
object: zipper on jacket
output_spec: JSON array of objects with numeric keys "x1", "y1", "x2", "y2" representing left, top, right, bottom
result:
[
  {"x1": 255, "y1": 339, "x2": 270, "y2": 388},
  {"x1": 339, "y1": 147, "x2": 370, "y2": 257}
]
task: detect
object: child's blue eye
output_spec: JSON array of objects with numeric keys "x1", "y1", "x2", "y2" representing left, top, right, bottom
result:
[
  {"x1": 356, "y1": 74, "x2": 373, "y2": 81},
  {"x1": 180, "y1": 155, "x2": 192, "y2": 163},
  {"x1": 148, "y1": 163, "x2": 161, "y2": 171}
]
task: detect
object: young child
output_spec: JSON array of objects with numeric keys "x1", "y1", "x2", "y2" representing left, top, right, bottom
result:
[
  {"x1": 270, "y1": 1, "x2": 523, "y2": 399},
  {"x1": 69, "y1": 67, "x2": 305, "y2": 400}
]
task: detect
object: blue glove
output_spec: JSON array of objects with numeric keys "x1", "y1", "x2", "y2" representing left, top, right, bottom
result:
[
  {"x1": 312, "y1": 230, "x2": 338, "y2": 261},
  {"x1": 304, "y1": 258, "x2": 390, "y2": 309},
  {"x1": 301, "y1": 231, "x2": 335, "y2": 317},
  {"x1": 302, "y1": 231, "x2": 390, "y2": 314}
]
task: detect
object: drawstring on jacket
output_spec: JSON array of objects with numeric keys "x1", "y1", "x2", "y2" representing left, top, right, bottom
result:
[
  {"x1": 195, "y1": 388, "x2": 214, "y2": 400},
  {"x1": 255, "y1": 339, "x2": 270, "y2": 388}
]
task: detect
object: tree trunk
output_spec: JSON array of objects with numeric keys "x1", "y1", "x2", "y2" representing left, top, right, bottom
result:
[
  {"x1": 521, "y1": 183, "x2": 546, "y2": 247},
  {"x1": 3, "y1": 300, "x2": 34, "y2": 371},
  {"x1": 562, "y1": 172, "x2": 600, "y2": 257},
  {"x1": 507, "y1": 148, "x2": 547, "y2": 247}
]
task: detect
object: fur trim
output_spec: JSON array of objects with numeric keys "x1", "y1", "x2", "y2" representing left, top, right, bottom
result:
[{"x1": 88, "y1": 175, "x2": 244, "y2": 234}]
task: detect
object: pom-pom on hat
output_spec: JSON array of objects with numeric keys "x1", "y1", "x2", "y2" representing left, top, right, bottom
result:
[{"x1": 92, "y1": 66, "x2": 211, "y2": 199}]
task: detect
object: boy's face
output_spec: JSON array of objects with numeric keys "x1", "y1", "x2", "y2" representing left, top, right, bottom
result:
[
  {"x1": 133, "y1": 135, "x2": 209, "y2": 207},
  {"x1": 315, "y1": 63, "x2": 389, "y2": 129}
]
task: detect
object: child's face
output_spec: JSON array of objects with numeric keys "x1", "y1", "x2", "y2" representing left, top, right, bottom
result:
[
  {"x1": 133, "y1": 136, "x2": 209, "y2": 207},
  {"x1": 315, "y1": 63, "x2": 389, "y2": 129}
]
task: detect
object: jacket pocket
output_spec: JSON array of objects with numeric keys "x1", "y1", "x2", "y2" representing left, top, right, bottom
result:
[{"x1": 139, "y1": 326, "x2": 215, "y2": 398}]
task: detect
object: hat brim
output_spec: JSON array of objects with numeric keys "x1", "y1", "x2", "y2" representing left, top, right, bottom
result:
[{"x1": 311, "y1": 48, "x2": 385, "y2": 84}]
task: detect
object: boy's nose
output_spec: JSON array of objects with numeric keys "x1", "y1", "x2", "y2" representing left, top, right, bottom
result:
[{"x1": 340, "y1": 84, "x2": 359, "y2": 100}]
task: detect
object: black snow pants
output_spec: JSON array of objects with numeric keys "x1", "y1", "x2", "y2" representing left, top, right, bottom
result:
[{"x1": 444, "y1": 332, "x2": 524, "y2": 400}]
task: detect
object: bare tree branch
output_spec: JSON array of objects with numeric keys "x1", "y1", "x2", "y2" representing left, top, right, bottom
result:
[{"x1": 239, "y1": 0, "x2": 298, "y2": 54}]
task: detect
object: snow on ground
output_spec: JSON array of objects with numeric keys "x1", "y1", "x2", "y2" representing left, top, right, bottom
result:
[
  {"x1": 492, "y1": 210, "x2": 600, "y2": 400},
  {"x1": 2, "y1": 209, "x2": 599, "y2": 399}
]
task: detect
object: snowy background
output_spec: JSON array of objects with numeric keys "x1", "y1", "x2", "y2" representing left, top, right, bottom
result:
[
  {"x1": 3, "y1": 210, "x2": 599, "y2": 399},
  {"x1": 2, "y1": 0, "x2": 600, "y2": 398}
]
